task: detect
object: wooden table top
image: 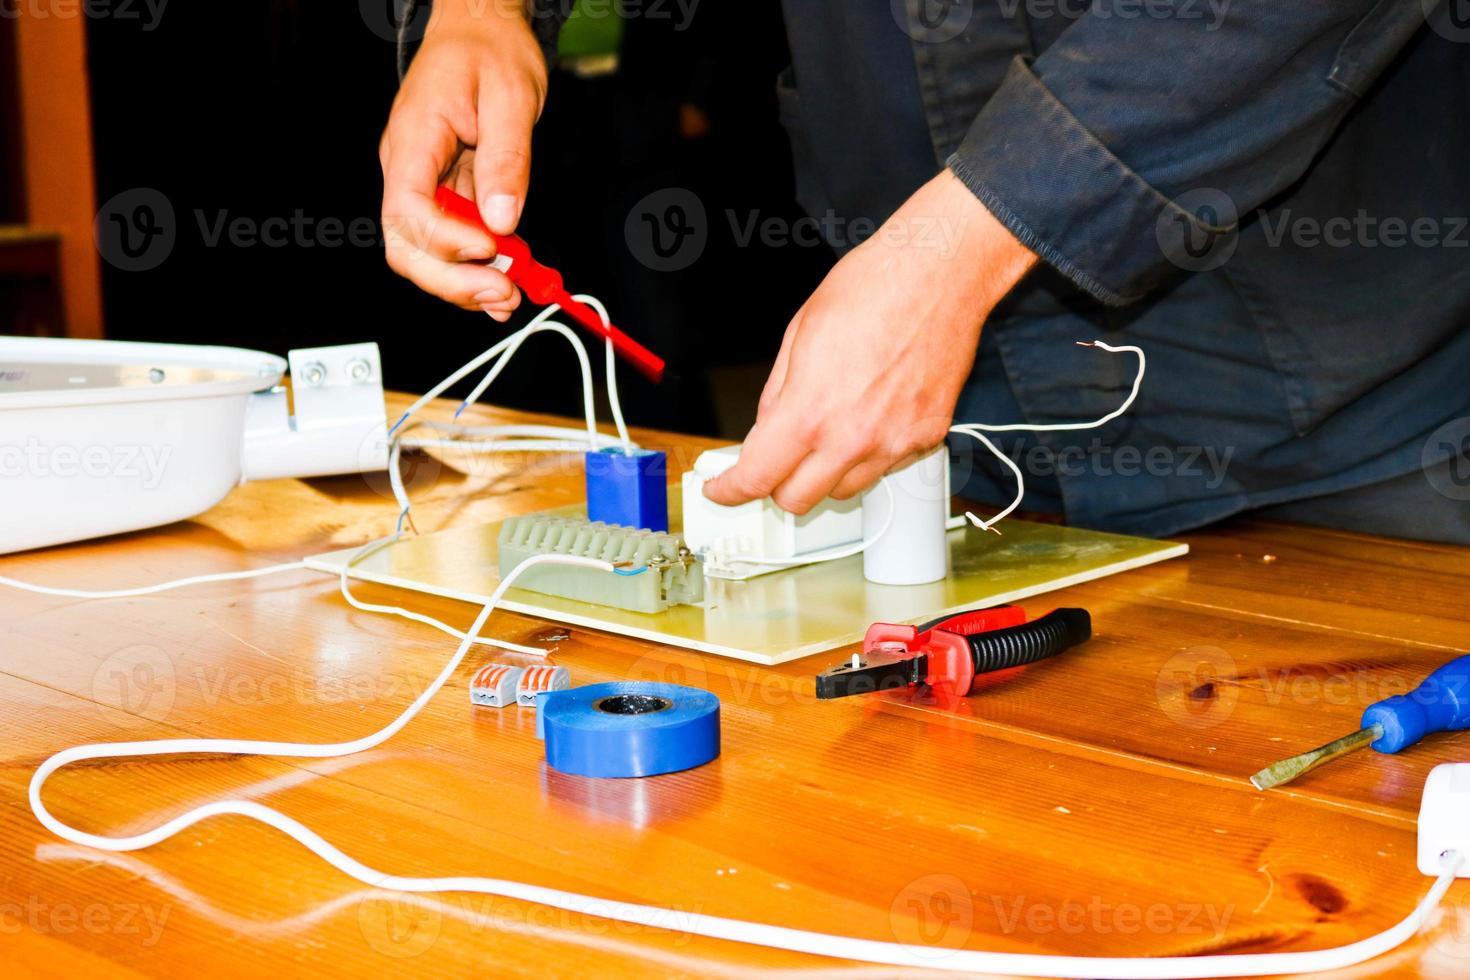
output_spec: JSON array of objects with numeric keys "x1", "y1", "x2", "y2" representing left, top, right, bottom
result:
[{"x1": 6, "y1": 394, "x2": 1470, "y2": 978}]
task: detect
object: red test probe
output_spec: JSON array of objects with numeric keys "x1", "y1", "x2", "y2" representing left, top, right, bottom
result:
[{"x1": 434, "y1": 186, "x2": 665, "y2": 382}]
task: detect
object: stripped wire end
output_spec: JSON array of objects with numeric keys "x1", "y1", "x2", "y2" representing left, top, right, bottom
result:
[
  {"x1": 965, "y1": 513, "x2": 1004, "y2": 536},
  {"x1": 395, "y1": 507, "x2": 419, "y2": 537}
]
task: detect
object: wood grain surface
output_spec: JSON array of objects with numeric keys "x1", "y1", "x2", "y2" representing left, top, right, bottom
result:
[{"x1": 4, "y1": 393, "x2": 1469, "y2": 978}]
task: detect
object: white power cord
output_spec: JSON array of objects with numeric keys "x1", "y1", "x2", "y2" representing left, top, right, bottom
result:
[
  {"x1": 0, "y1": 548, "x2": 544, "y2": 658},
  {"x1": 951, "y1": 341, "x2": 1145, "y2": 532},
  {"x1": 0, "y1": 561, "x2": 308, "y2": 600},
  {"x1": 28, "y1": 548, "x2": 1466, "y2": 976},
  {"x1": 335, "y1": 535, "x2": 542, "y2": 657}
]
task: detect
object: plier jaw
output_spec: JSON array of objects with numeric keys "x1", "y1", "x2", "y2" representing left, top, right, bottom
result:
[
  {"x1": 814, "y1": 645, "x2": 925, "y2": 700},
  {"x1": 815, "y1": 605, "x2": 1091, "y2": 701}
]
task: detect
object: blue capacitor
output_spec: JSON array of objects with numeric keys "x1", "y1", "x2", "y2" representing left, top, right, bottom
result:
[
  {"x1": 538, "y1": 682, "x2": 720, "y2": 778},
  {"x1": 585, "y1": 448, "x2": 669, "y2": 532}
]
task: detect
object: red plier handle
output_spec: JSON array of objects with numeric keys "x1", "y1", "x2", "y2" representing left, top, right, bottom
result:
[{"x1": 816, "y1": 605, "x2": 1091, "y2": 699}]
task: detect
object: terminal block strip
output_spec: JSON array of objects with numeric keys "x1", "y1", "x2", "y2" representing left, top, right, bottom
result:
[{"x1": 497, "y1": 516, "x2": 704, "y2": 614}]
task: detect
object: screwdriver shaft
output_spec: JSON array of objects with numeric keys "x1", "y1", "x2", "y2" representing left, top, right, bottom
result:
[{"x1": 1250, "y1": 724, "x2": 1384, "y2": 791}]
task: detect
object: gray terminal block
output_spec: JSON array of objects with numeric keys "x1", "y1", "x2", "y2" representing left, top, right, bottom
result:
[{"x1": 497, "y1": 516, "x2": 704, "y2": 614}]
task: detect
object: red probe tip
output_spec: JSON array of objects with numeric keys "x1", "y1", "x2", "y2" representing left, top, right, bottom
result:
[{"x1": 434, "y1": 186, "x2": 666, "y2": 383}]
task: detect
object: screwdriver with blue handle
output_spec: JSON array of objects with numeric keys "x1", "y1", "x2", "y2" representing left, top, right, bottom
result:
[{"x1": 1250, "y1": 654, "x2": 1470, "y2": 790}]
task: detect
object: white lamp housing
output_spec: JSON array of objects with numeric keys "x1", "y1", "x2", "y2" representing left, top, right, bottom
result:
[{"x1": 0, "y1": 337, "x2": 388, "y2": 555}]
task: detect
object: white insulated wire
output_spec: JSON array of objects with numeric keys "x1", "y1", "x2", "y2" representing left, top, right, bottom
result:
[
  {"x1": 950, "y1": 341, "x2": 1145, "y2": 533},
  {"x1": 30, "y1": 553, "x2": 604, "y2": 851},
  {"x1": 401, "y1": 437, "x2": 609, "y2": 453},
  {"x1": 335, "y1": 535, "x2": 543, "y2": 657},
  {"x1": 387, "y1": 295, "x2": 639, "y2": 528},
  {"x1": 0, "y1": 561, "x2": 308, "y2": 600},
  {"x1": 28, "y1": 541, "x2": 1464, "y2": 976},
  {"x1": 401, "y1": 421, "x2": 627, "y2": 455},
  {"x1": 454, "y1": 295, "x2": 632, "y2": 453},
  {"x1": 389, "y1": 295, "x2": 632, "y2": 451},
  {"x1": 601, "y1": 320, "x2": 635, "y2": 454},
  {"x1": 390, "y1": 311, "x2": 598, "y2": 444}
]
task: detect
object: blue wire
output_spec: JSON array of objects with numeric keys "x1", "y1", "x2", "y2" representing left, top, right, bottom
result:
[{"x1": 613, "y1": 567, "x2": 647, "y2": 577}]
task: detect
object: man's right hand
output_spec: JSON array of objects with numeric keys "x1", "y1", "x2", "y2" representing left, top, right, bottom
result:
[{"x1": 379, "y1": 0, "x2": 548, "y2": 321}]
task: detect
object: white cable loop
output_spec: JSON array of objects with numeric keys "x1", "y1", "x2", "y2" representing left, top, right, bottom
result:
[
  {"x1": 30, "y1": 552, "x2": 607, "y2": 855},
  {"x1": 951, "y1": 341, "x2": 1145, "y2": 533},
  {"x1": 28, "y1": 545, "x2": 1463, "y2": 976}
]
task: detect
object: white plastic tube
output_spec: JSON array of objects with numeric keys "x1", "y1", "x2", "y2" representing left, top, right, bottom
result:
[{"x1": 861, "y1": 446, "x2": 948, "y2": 585}]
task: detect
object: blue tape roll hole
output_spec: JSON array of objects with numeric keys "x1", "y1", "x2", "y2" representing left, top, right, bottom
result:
[{"x1": 538, "y1": 682, "x2": 720, "y2": 778}]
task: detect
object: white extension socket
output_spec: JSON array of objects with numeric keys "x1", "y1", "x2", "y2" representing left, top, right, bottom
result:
[
  {"x1": 681, "y1": 444, "x2": 967, "y2": 581},
  {"x1": 680, "y1": 445, "x2": 863, "y2": 579},
  {"x1": 1417, "y1": 763, "x2": 1470, "y2": 876},
  {"x1": 0, "y1": 337, "x2": 388, "y2": 555}
]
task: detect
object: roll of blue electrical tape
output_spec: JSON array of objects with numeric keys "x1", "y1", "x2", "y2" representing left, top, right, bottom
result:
[{"x1": 538, "y1": 682, "x2": 720, "y2": 778}]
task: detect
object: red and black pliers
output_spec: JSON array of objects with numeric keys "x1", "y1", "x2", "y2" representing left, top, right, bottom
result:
[{"x1": 815, "y1": 605, "x2": 1092, "y2": 700}]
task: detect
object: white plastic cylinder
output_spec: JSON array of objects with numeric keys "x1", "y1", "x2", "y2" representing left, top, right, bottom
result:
[{"x1": 861, "y1": 445, "x2": 949, "y2": 585}]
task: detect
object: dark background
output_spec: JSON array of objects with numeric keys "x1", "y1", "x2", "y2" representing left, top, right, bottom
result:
[{"x1": 80, "y1": 1, "x2": 832, "y2": 437}]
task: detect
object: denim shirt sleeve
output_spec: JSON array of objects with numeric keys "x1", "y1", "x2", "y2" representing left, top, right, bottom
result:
[
  {"x1": 396, "y1": 1, "x2": 569, "y2": 80},
  {"x1": 946, "y1": 1, "x2": 1428, "y2": 306}
]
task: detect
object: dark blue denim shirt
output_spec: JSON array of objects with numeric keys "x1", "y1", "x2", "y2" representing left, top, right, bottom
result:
[{"x1": 778, "y1": 0, "x2": 1470, "y2": 537}]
